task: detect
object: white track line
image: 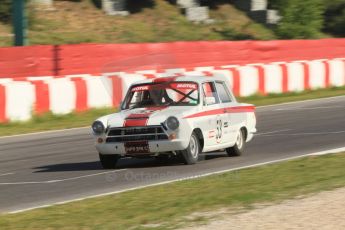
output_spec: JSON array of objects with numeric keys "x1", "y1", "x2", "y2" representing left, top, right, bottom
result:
[
  {"x1": 7, "y1": 146, "x2": 345, "y2": 214},
  {"x1": 0, "y1": 172, "x2": 14, "y2": 177},
  {"x1": 0, "y1": 169, "x2": 126, "y2": 186},
  {"x1": 275, "y1": 106, "x2": 344, "y2": 111},
  {"x1": 0, "y1": 127, "x2": 89, "y2": 139},
  {"x1": 309, "y1": 147, "x2": 345, "y2": 156},
  {"x1": 256, "y1": 129, "x2": 292, "y2": 135},
  {"x1": 256, "y1": 95, "x2": 345, "y2": 110},
  {"x1": 1, "y1": 95, "x2": 345, "y2": 140},
  {"x1": 259, "y1": 130, "x2": 345, "y2": 136}
]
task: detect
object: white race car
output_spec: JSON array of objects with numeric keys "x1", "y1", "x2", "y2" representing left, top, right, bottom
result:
[{"x1": 92, "y1": 76, "x2": 256, "y2": 168}]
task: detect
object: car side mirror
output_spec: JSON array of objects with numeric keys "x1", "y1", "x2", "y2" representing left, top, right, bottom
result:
[{"x1": 205, "y1": 97, "x2": 216, "y2": 105}]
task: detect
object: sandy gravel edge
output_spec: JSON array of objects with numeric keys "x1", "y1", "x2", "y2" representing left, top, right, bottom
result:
[{"x1": 180, "y1": 187, "x2": 345, "y2": 230}]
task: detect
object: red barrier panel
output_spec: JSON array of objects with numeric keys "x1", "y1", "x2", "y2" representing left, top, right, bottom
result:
[
  {"x1": 57, "y1": 39, "x2": 345, "y2": 75},
  {"x1": 302, "y1": 63, "x2": 311, "y2": 90},
  {"x1": 30, "y1": 81, "x2": 50, "y2": 115},
  {"x1": 256, "y1": 66, "x2": 266, "y2": 95},
  {"x1": 0, "y1": 46, "x2": 54, "y2": 78},
  {"x1": 0, "y1": 84, "x2": 6, "y2": 122},
  {"x1": 0, "y1": 39, "x2": 344, "y2": 78},
  {"x1": 280, "y1": 64, "x2": 289, "y2": 93},
  {"x1": 227, "y1": 67, "x2": 240, "y2": 96},
  {"x1": 109, "y1": 76, "x2": 123, "y2": 107},
  {"x1": 323, "y1": 61, "x2": 330, "y2": 88},
  {"x1": 70, "y1": 78, "x2": 88, "y2": 112}
]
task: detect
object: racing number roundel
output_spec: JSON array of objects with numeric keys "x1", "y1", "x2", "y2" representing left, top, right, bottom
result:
[{"x1": 216, "y1": 115, "x2": 223, "y2": 143}]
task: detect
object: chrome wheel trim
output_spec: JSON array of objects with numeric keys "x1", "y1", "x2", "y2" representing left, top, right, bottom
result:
[
  {"x1": 190, "y1": 135, "x2": 199, "y2": 158},
  {"x1": 236, "y1": 130, "x2": 243, "y2": 149}
]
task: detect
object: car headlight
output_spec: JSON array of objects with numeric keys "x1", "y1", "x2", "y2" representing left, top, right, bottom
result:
[
  {"x1": 166, "y1": 116, "x2": 179, "y2": 131},
  {"x1": 92, "y1": 121, "x2": 105, "y2": 135}
]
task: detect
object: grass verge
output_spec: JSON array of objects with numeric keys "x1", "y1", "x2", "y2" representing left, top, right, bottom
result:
[
  {"x1": 0, "y1": 0, "x2": 276, "y2": 47},
  {"x1": 238, "y1": 86, "x2": 345, "y2": 106},
  {"x1": 0, "y1": 108, "x2": 115, "y2": 137},
  {"x1": 1, "y1": 86, "x2": 345, "y2": 137},
  {"x1": 1, "y1": 153, "x2": 344, "y2": 229}
]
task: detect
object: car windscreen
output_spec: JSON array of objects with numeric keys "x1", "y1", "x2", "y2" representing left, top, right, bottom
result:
[{"x1": 122, "y1": 81, "x2": 199, "y2": 109}]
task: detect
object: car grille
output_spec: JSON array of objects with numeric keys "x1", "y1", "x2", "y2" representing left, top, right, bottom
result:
[{"x1": 106, "y1": 126, "x2": 168, "y2": 143}]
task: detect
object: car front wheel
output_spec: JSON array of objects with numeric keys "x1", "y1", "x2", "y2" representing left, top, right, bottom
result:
[
  {"x1": 179, "y1": 132, "x2": 200, "y2": 165},
  {"x1": 99, "y1": 153, "x2": 121, "y2": 169},
  {"x1": 226, "y1": 129, "x2": 245, "y2": 157}
]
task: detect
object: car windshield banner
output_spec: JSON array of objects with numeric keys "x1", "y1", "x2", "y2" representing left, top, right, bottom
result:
[{"x1": 131, "y1": 82, "x2": 198, "y2": 92}]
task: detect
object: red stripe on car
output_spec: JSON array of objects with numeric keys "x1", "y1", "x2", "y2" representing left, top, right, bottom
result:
[
  {"x1": 184, "y1": 106, "x2": 255, "y2": 119},
  {"x1": 123, "y1": 118, "x2": 148, "y2": 127},
  {"x1": 226, "y1": 106, "x2": 255, "y2": 113},
  {"x1": 123, "y1": 106, "x2": 167, "y2": 154},
  {"x1": 123, "y1": 106, "x2": 167, "y2": 127},
  {"x1": 208, "y1": 130, "x2": 216, "y2": 138}
]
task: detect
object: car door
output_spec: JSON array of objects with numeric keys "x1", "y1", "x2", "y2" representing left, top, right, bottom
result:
[
  {"x1": 215, "y1": 81, "x2": 238, "y2": 144},
  {"x1": 214, "y1": 81, "x2": 238, "y2": 145},
  {"x1": 200, "y1": 81, "x2": 226, "y2": 147}
]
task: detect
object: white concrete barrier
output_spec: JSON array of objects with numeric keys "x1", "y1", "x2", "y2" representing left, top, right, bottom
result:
[
  {"x1": 3, "y1": 81, "x2": 35, "y2": 121},
  {"x1": 48, "y1": 78, "x2": 76, "y2": 114},
  {"x1": 309, "y1": 60, "x2": 326, "y2": 89},
  {"x1": 329, "y1": 59, "x2": 345, "y2": 87},
  {"x1": 85, "y1": 76, "x2": 113, "y2": 109},
  {"x1": 238, "y1": 65, "x2": 259, "y2": 97},
  {"x1": 264, "y1": 63, "x2": 283, "y2": 94},
  {"x1": 286, "y1": 62, "x2": 305, "y2": 92},
  {"x1": 1, "y1": 58, "x2": 344, "y2": 122}
]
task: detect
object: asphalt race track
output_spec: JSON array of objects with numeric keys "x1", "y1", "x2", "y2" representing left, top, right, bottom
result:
[{"x1": 1, "y1": 96, "x2": 345, "y2": 213}]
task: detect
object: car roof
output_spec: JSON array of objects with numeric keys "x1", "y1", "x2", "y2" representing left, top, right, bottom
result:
[{"x1": 131, "y1": 75, "x2": 229, "y2": 86}]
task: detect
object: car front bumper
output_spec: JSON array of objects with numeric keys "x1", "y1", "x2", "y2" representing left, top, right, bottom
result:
[{"x1": 95, "y1": 138, "x2": 189, "y2": 156}]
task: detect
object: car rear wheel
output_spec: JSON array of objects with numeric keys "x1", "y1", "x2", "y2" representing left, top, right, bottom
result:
[
  {"x1": 226, "y1": 129, "x2": 245, "y2": 157},
  {"x1": 180, "y1": 132, "x2": 200, "y2": 165},
  {"x1": 99, "y1": 153, "x2": 121, "y2": 169}
]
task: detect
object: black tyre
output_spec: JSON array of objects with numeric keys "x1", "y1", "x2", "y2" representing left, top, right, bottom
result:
[
  {"x1": 180, "y1": 132, "x2": 200, "y2": 165},
  {"x1": 226, "y1": 129, "x2": 245, "y2": 157},
  {"x1": 99, "y1": 153, "x2": 121, "y2": 169}
]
